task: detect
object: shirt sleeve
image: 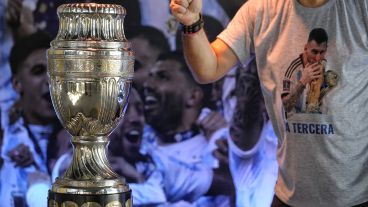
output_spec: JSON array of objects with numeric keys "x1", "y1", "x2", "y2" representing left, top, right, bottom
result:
[{"x1": 217, "y1": 1, "x2": 256, "y2": 66}]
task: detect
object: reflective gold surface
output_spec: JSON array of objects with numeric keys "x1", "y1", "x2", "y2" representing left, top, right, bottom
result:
[{"x1": 47, "y1": 3, "x2": 133, "y2": 201}]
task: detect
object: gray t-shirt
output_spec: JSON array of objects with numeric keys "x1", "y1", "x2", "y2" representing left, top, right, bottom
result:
[{"x1": 218, "y1": 0, "x2": 368, "y2": 206}]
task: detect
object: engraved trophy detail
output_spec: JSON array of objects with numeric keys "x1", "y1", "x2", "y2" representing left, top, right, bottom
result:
[{"x1": 47, "y1": 3, "x2": 134, "y2": 207}]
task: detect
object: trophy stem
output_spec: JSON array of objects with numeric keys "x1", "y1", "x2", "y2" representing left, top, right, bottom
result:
[
  {"x1": 48, "y1": 136, "x2": 131, "y2": 206},
  {"x1": 67, "y1": 136, "x2": 118, "y2": 181}
]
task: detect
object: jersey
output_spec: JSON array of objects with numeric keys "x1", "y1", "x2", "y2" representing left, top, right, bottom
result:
[
  {"x1": 228, "y1": 121, "x2": 278, "y2": 207},
  {"x1": 0, "y1": 117, "x2": 52, "y2": 206},
  {"x1": 282, "y1": 54, "x2": 308, "y2": 115}
]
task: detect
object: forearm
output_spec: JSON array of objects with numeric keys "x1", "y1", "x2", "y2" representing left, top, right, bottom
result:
[
  {"x1": 282, "y1": 81, "x2": 306, "y2": 112},
  {"x1": 182, "y1": 29, "x2": 220, "y2": 84},
  {"x1": 230, "y1": 118, "x2": 263, "y2": 151},
  {"x1": 171, "y1": 0, "x2": 238, "y2": 83},
  {"x1": 207, "y1": 168, "x2": 235, "y2": 196}
]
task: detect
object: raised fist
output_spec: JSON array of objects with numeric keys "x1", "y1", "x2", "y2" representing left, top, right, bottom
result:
[{"x1": 170, "y1": 0, "x2": 202, "y2": 25}]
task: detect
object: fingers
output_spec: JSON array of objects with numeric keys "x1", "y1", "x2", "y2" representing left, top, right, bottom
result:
[
  {"x1": 8, "y1": 0, "x2": 23, "y2": 12},
  {"x1": 213, "y1": 139, "x2": 229, "y2": 165},
  {"x1": 170, "y1": 0, "x2": 190, "y2": 15},
  {"x1": 198, "y1": 112, "x2": 228, "y2": 138},
  {"x1": 213, "y1": 150, "x2": 228, "y2": 166},
  {"x1": 6, "y1": 0, "x2": 22, "y2": 26},
  {"x1": 310, "y1": 64, "x2": 323, "y2": 79},
  {"x1": 8, "y1": 144, "x2": 23, "y2": 160},
  {"x1": 173, "y1": 0, "x2": 190, "y2": 8},
  {"x1": 170, "y1": 0, "x2": 202, "y2": 25},
  {"x1": 216, "y1": 138, "x2": 228, "y2": 154},
  {"x1": 200, "y1": 111, "x2": 227, "y2": 128},
  {"x1": 6, "y1": 7, "x2": 19, "y2": 24},
  {"x1": 303, "y1": 63, "x2": 323, "y2": 83},
  {"x1": 15, "y1": 156, "x2": 34, "y2": 168},
  {"x1": 8, "y1": 144, "x2": 35, "y2": 168}
]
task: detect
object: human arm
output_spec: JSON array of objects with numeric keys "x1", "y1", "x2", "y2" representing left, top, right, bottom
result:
[
  {"x1": 281, "y1": 81, "x2": 306, "y2": 113},
  {"x1": 170, "y1": 0, "x2": 239, "y2": 84},
  {"x1": 198, "y1": 111, "x2": 228, "y2": 139},
  {"x1": 208, "y1": 138, "x2": 235, "y2": 196},
  {"x1": 230, "y1": 63, "x2": 265, "y2": 151},
  {"x1": 109, "y1": 156, "x2": 145, "y2": 183},
  {"x1": 282, "y1": 62, "x2": 322, "y2": 112},
  {"x1": 6, "y1": 0, "x2": 36, "y2": 40}
]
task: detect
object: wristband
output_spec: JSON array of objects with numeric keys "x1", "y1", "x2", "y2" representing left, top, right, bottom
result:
[{"x1": 181, "y1": 14, "x2": 204, "y2": 34}]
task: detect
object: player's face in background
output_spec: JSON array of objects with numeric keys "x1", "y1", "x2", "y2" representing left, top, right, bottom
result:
[
  {"x1": 120, "y1": 88, "x2": 145, "y2": 162},
  {"x1": 143, "y1": 59, "x2": 188, "y2": 130},
  {"x1": 304, "y1": 40, "x2": 327, "y2": 64},
  {"x1": 12, "y1": 49, "x2": 56, "y2": 124}
]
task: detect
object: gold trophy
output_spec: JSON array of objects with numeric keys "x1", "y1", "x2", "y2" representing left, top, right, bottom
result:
[
  {"x1": 47, "y1": 3, "x2": 134, "y2": 207},
  {"x1": 306, "y1": 60, "x2": 325, "y2": 113}
]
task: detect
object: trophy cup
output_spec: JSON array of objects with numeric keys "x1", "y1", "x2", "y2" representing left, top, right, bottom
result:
[
  {"x1": 306, "y1": 60, "x2": 325, "y2": 113},
  {"x1": 47, "y1": 3, "x2": 134, "y2": 207}
]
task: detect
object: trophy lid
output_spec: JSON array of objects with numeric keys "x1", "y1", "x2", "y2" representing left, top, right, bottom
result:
[
  {"x1": 57, "y1": 3, "x2": 126, "y2": 15},
  {"x1": 53, "y1": 3, "x2": 129, "y2": 45}
]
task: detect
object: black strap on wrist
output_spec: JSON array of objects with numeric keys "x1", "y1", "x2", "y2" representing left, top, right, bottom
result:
[{"x1": 181, "y1": 13, "x2": 204, "y2": 34}]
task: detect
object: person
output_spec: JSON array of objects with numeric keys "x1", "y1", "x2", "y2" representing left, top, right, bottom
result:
[
  {"x1": 176, "y1": 15, "x2": 232, "y2": 115},
  {"x1": 281, "y1": 28, "x2": 331, "y2": 116},
  {"x1": 176, "y1": 14, "x2": 235, "y2": 119},
  {"x1": 138, "y1": 0, "x2": 229, "y2": 49},
  {"x1": 0, "y1": 31, "x2": 59, "y2": 207},
  {"x1": 170, "y1": 0, "x2": 368, "y2": 206},
  {"x1": 108, "y1": 87, "x2": 153, "y2": 184},
  {"x1": 214, "y1": 59, "x2": 278, "y2": 207},
  {"x1": 131, "y1": 51, "x2": 233, "y2": 206},
  {"x1": 125, "y1": 26, "x2": 171, "y2": 96},
  {"x1": 0, "y1": 0, "x2": 33, "y2": 119}
]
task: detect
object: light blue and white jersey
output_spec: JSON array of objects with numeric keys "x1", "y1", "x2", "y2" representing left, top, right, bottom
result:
[
  {"x1": 0, "y1": 117, "x2": 52, "y2": 207},
  {"x1": 133, "y1": 108, "x2": 232, "y2": 206},
  {"x1": 0, "y1": 0, "x2": 18, "y2": 113},
  {"x1": 132, "y1": 132, "x2": 213, "y2": 205},
  {"x1": 228, "y1": 120, "x2": 278, "y2": 207}
]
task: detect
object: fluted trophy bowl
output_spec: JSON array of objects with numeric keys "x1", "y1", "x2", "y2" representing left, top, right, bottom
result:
[{"x1": 47, "y1": 3, "x2": 134, "y2": 207}]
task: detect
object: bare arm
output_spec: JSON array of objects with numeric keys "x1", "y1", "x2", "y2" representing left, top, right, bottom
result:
[
  {"x1": 282, "y1": 62, "x2": 322, "y2": 112},
  {"x1": 230, "y1": 67, "x2": 265, "y2": 151},
  {"x1": 170, "y1": 0, "x2": 238, "y2": 84},
  {"x1": 183, "y1": 34, "x2": 239, "y2": 83},
  {"x1": 282, "y1": 81, "x2": 306, "y2": 113}
]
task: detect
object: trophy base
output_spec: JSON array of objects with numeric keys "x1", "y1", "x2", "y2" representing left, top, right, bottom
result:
[{"x1": 48, "y1": 190, "x2": 132, "y2": 207}]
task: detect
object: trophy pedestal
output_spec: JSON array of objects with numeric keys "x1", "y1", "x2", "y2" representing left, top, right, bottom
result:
[
  {"x1": 48, "y1": 191, "x2": 132, "y2": 207},
  {"x1": 47, "y1": 136, "x2": 132, "y2": 207}
]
